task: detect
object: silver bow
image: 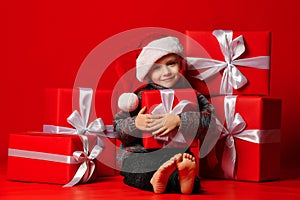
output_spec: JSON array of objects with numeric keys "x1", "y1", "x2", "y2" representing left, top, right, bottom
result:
[
  {"x1": 186, "y1": 30, "x2": 270, "y2": 94},
  {"x1": 63, "y1": 135, "x2": 103, "y2": 187},
  {"x1": 43, "y1": 88, "x2": 106, "y2": 136},
  {"x1": 151, "y1": 89, "x2": 194, "y2": 144}
]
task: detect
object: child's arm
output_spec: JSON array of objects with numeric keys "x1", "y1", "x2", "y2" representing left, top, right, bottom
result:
[
  {"x1": 178, "y1": 93, "x2": 215, "y2": 141},
  {"x1": 151, "y1": 113, "x2": 181, "y2": 136},
  {"x1": 135, "y1": 106, "x2": 164, "y2": 132},
  {"x1": 114, "y1": 110, "x2": 141, "y2": 145},
  {"x1": 114, "y1": 106, "x2": 164, "y2": 144}
]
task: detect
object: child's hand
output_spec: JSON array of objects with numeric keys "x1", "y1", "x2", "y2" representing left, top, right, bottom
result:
[
  {"x1": 151, "y1": 114, "x2": 180, "y2": 136},
  {"x1": 135, "y1": 107, "x2": 163, "y2": 132}
]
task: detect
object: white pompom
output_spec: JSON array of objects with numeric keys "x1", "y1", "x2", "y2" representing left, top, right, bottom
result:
[{"x1": 118, "y1": 93, "x2": 139, "y2": 112}]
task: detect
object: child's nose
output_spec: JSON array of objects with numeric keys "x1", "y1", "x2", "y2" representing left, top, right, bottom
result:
[{"x1": 162, "y1": 66, "x2": 171, "y2": 75}]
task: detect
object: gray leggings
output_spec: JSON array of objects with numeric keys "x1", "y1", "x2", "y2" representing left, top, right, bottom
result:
[{"x1": 120, "y1": 148, "x2": 201, "y2": 193}]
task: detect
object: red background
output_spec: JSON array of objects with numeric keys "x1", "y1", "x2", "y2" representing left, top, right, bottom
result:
[{"x1": 1, "y1": 0, "x2": 299, "y2": 174}]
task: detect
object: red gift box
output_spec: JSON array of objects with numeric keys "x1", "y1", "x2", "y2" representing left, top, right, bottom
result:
[
  {"x1": 200, "y1": 95, "x2": 281, "y2": 181},
  {"x1": 6, "y1": 132, "x2": 100, "y2": 186},
  {"x1": 141, "y1": 89, "x2": 199, "y2": 149},
  {"x1": 43, "y1": 88, "x2": 117, "y2": 176},
  {"x1": 185, "y1": 30, "x2": 271, "y2": 95}
]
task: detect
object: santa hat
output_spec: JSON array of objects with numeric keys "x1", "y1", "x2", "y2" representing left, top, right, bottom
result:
[{"x1": 136, "y1": 36, "x2": 185, "y2": 82}]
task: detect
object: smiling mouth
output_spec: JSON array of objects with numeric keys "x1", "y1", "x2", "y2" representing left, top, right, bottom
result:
[{"x1": 162, "y1": 77, "x2": 175, "y2": 82}]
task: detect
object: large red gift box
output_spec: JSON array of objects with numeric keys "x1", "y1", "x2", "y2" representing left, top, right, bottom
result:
[
  {"x1": 141, "y1": 88, "x2": 199, "y2": 149},
  {"x1": 185, "y1": 30, "x2": 271, "y2": 96},
  {"x1": 200, "y1": 95, "x2": 281, "y2": 181},
  {"x1": 7, "y1": 132, "x2": 99, "y2": 186},
  {"x1": 43, "y1": 88, "x2": 117, "y2": 176}
]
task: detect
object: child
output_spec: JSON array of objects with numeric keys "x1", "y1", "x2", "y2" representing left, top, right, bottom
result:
[{"x1": 113, "y1": 36, "x2": 214, "y2": 194}]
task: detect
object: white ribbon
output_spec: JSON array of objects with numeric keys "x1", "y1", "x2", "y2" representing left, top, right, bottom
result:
[
  {"x1": 8, "y1": 135, "x2": 103, "y2": 187},
  {"x1": 151, "y1": 89, "x2": 195, "y2": 144},
  {"x1": 216, "y1": 96, "x2": 280, "y2": 179},
  {"x1": 186, "y1": 30, "x2": 270, "y2": 94}
]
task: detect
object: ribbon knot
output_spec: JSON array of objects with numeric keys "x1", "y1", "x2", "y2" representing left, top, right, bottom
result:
[
  {"x1": 186, "y1": 30, "x2": 269, "y2": 94},
  {"x1": 66, "y1": 88, "x2": 106, "y2": 135},
  {"x1": 73, "y1": 151, "x2": 88, "y2": 163}
]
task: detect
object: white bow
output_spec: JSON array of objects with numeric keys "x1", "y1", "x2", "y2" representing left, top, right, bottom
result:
[
  {"x1": 43, "y1": 88, "x2": 106, "y2": 136},
  {"x1": 186, "y1": 30, "x2": 270, "y2": 94},
  {"x1": 151, "y1": 89, "x2": 195, "y2": 144}
]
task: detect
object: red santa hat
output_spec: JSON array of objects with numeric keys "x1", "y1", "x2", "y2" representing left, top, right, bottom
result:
[{"x1": 136, "y1": 36, "x2": 185, "y2": 82}]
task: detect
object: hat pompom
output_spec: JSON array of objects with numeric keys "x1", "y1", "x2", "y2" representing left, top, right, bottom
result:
[{"x1": 118, "y1": 93, "x2": 139, "y2": 112}]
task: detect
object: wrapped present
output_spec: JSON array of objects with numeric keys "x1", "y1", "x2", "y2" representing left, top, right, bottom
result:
[
  {"x1": 7, "y1": 132, "x2": 102, "y2": 187},
  {"x1": 200, "y1": 95, "x2": 281, "y2": 181},
  {"x1": 185, "y1": 30, "x2": 270, "y2": 95},
  {"x1": 43, "y1": 87, "x2": 117, "y2": 176},
  {"x1": 141, "y1": 88, "x2": 199, "y2": 149}
]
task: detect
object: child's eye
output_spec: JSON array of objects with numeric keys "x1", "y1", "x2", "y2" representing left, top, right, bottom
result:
[
  {"x1": 152, "y1": 65, "x2": 161, "y2": 70},
  {"x1": 167, "y1": 61, "x2": 176, "y2": 66}
]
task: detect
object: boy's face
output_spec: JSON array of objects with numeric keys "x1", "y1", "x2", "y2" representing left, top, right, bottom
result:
[{"x1": 148, "y1": 54, "x2": 182, "y2": 88}]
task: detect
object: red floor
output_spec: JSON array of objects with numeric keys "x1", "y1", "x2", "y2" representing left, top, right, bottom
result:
[{"x1": 1, "y1": 163, "x2": 300, "y2": 200}]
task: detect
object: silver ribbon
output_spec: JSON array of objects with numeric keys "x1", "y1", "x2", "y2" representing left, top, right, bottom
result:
[
  {"x1": 186, "y1": 30, "x2": 270, "y2": 94},
  {"x1": 151, "y1": 89, "x2": 194, "y2": 144},
  {"x1": 217, "y1": 96, "x2": 280, "y2": 179},
  {"x1": 8, "y1": 135, "x2": 103, "y2": 187}
]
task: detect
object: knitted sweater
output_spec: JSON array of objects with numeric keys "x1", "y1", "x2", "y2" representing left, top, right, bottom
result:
[{"x1": 113, "y1": 77, "x2": 215, "y2": 149}]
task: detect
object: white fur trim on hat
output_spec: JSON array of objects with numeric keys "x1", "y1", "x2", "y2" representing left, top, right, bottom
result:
[{"x1": 136, "y1": 36, "x2": 185, "y2": 82}]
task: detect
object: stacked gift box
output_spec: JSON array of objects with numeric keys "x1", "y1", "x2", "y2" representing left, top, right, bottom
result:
[
  {"x1": 43, "y1": 88, "x2": 118, "y2": 176},
  {"x1": 184, "y1": 30, "x2": 282, "y2": 182},
  {"x1": 7, "y1": 87, "x2": 119, "y2": 186}
]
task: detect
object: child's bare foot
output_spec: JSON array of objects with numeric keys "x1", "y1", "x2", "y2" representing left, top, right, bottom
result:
[
  {"x1": 150, "y1": 153, "x2": 182, "y2": 193},
  {"x1": 177, "y1": 153, "x2": 197, "y2": 194}
]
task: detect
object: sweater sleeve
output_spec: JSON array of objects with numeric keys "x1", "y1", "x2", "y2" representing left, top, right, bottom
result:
[
  {"x1": 113, "y1": 89, "x2": 145, "y2": 147},
  {"x1": 178, "y1": 92, "x2": 215, "y2": 142},
  {"x1": 114, "y1": 110, "x2": 142, "y2": 142}
]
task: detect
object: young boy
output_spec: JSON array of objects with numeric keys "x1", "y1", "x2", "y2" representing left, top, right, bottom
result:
[{"x1": 114, "y1": 36, "x2": 214, "y2": 194}]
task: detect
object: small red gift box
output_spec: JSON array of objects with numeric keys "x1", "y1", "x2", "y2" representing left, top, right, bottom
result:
[
  {"x1": 200, "y1": 95, "x2": 281, "y2": 181},
  {"x1": 43, "y1": 88, "x2": 117, "y2": 176},
  {"x1": 7, "y1": 132, "x2": 100, "y2": 186},
  {"x1": 141, "y1": 89, "x2": 199, "y2": 149},
  {"x1": 185, "y1": 30, "x2": 271, "y2": 95}
]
